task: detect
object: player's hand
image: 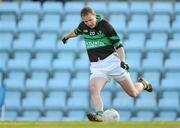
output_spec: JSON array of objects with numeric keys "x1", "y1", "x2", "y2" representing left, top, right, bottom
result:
[
  {"x1": 121, "y1": 61, "x2": 130, "y2": 71},
  {"x1": 62, "y1": 37, "x2": 68, "y2": 44}
]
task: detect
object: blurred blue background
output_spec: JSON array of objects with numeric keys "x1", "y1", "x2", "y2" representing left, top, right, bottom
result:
[{"x1": 0, "y1": 0, "x2": 180, "y2": 122}]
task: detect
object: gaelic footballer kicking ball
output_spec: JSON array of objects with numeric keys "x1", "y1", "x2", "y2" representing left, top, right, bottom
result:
[{"x1": 102, "y1": 108, "x2": 120, "y2": 122}]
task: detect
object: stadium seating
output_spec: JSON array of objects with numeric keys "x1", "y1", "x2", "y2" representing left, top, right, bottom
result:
[
  {"x1": 168, "y1": 39, "x2": 180, "y2": 52},
  {"x1": 130, "y1": 2, "x2": 151, "y2": 15},
  {"x1": 4, "y1": 71, "x2": 26, "y2": 92},
  {"x1": 16, "y1": 110, "x2": 41, "y2": 121},
  {"x1": 143, "y1": 71, "x2": 161, "y2": 91},
  {"x1": 0, "y1": 73, "x2": 2, "y2": 85},
  {"x1": 0, "y1": 0, "x2": 180, "y2": 122},
  {"x1": 0, "y1": 33, "x2": 13, "y2": 53},
  {"x1": 164, "y1": 52, "x2": 180, "y2": 71},
  {"x1": 71, "y1": 71, "x2": 89, "y2": 91},
  {"x1": 48, "y1": 71, "x2": 71, "y2": 92},
  {"x1": 0, "y1": 20, "x2": 16, "y2": 34},
  {"x1": 153, "y1": 111, "x2": 177, "y2": 121},
  {"x1": 22, "y1": 91, "x2": 44, "y2": 112},
  {"x1": 4, "y1": 110, "x2": 18, "y2": 121},
  {"x1": 142, "y1": 51, "x2": 164, "y2": 72},
  {"x1": 62, "y1": 110, "x2": 86, "y2": 121},
  {"x1": 101, "y1": 91, "x2": 112, "y2": 109},
  {"x1": 52, "y1": 52, "x2": 75, "y2": 73},
  {"x1": 7, "y1": 52, "x2": 31, "y2": 73},
  {"x1": 67, "y1": 91, "x2": 89, "y2": 111},
  {"x1": 40, "y1": 14, "x2": 61, "y2": 34},
  {"x1": 108, "y1": 2, "x2": 129, "y2": 16},
  {"x1": 42, "y1": 1, "x2": 63, "y2": 15},
  {"x1": 39, "y1": 110, "x2": 63, "y2": 121},
  {"x1": 74, "y1": 52, "x2": 89, "y2": 71},
  {"x1": 5, "y1": 91, "x2": 21, "y2": 113},
  {"x1": 150, "y1": 15, "x2": 171, "y2": 33},
  {"x1": 119, "y1": 110, "x2": 132, "y2": 121},
  {"x1": 172, "y1": 15, "x2": 180, "y2": 33},
  {"x1": 152, "y1": 2, "x2": 173, "y2": 16},
  {"x1": 128, "y1": 14, "x2": 148, "y2": 33},
  {"x1": 34, "y1": 33, "x2": 57, "y2": 53},
  {"x1": 0, "y1": 52, "x2": 9, "y2": 72},
  {"x1": 0, "y1": 86, "x2": 5, "y2": 121},
  {"x1": 126, "y1": 51, "x2": 142, "y2": 71},
  {"x1": 25, "y1": 71, "x2": 48, "y2": 92},
  {"x1": 30, "y1": 52, "x2": 53, "y2": 72},
  {"x1": 64, "y1": 1, "x2": 84, "y2": 14},
  {"x1": 0, "y1": 2, "x2": 19, "y2": 15},
  {"x1": 13, "y1": 33, "x2": 35, "y2": 53},
  {"x1": 174, "y1": 2, "x2": 180, "y2": 14},
  {"x1": 131, "y1": 111, "x2": 154, "y2": 121},
  {"x1": 158, "y1": 92, "x2": 179, "y2": 112},
  {"x1": 112, "y1": 92, "x2": 135, "y2": 111},
  {"x1": 103, "y1": 80, "x2": 116, "y2": 92},
  {"x1": 18, "y1": 14, "x2": 39, "y2": 34},
  {"x1": 145, "y1": 33, "x2": 168, "y2": 52},
  {"x1": 124, "y1": 33, "x2": 146, "y2": 52},
  {"x1": 135, "y1": 92, "x2": 157, "y2": 112},
  {"x1": 57, "y1": 37, "x2": 79, "y2": 53},
  {"x1": 44, "y1": 91, "x2": 67, "y2": 112},
  {"x1": 20, "y1": 1, "x2": 41, "y2": 15},
  {"x1": 87, "y1": 2, "x2": 107, "y2": 15}
]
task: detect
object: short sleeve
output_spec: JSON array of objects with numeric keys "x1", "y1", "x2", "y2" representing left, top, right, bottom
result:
[
  {"x1": 74, "y1": 23, "x2": 83, "y2": 35},
  {"x1": 103, "y1": 20, "x2": 122, "y2": 49}
]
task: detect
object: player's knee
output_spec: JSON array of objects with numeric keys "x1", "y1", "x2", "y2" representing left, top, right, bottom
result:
[{"x1": 90, "y1": 83, "x2": 97, "y2": 95}]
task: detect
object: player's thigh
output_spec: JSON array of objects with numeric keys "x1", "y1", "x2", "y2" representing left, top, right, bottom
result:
[
  {"x1": 90, "y1": 77, "x2": 108, "y2": 92},
  {"x1": 116, "y1": 74, "x2": 137, "y2": 95}
]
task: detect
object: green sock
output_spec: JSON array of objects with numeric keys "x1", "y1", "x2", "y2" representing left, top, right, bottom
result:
[{"x1": 96, "y1": 111, "x2": 103, "y2": 116}]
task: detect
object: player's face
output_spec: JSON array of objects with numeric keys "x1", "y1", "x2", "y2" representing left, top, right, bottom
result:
[{"x1": 82, "y1": 13, "x2": 97, "y2": 28}]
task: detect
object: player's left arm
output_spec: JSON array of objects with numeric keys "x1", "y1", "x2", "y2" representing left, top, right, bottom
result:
[
  {"x1": 104, "y1": 21, "x2": 124, "y2": 61},
  {"x1": 116, "y1": 46, "x2": 125, "y2": 62},
  {"x1": 104, "y1": 21, "x2": 129, "y2": 70},
  {"x1": 116, "y1": 43, "x2": 130, "y2": 70},
  {"x1": 62, "y1": 31, "x2": 78, "y2": 44},
  {"x1": 62, "y1": 23, "x2": 83, "y2": 44},
  {"x1": 64, "y1": 31, "x2": 78, "y2": 39}
]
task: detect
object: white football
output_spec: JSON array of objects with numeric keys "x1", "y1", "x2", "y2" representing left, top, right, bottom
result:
[{"x1": 102, "y1": 108, "x2": 120, "y2": 122}]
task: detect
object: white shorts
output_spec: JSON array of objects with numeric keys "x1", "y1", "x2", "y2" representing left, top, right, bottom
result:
[{"x1": 90, "y1": 53, "x2": 129, "y2": 81}]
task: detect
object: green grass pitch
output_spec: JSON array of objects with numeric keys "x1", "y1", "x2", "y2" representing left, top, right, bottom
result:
[{"x1": 0, "y1": 122, "x2": 179, "y2": 128}]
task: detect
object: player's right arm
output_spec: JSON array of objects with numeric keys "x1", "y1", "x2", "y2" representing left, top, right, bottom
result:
[
  {"x1": 62, "y1": 31, "x2": 78, "y2": 44},
  {"x1": 62, "y1": 23, "x2": 83, "y2": 44}
]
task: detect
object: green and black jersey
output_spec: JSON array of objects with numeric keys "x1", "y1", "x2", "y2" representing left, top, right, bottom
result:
[{"x1": 74, "y1": 15, "x2": 122, "y2": 62}]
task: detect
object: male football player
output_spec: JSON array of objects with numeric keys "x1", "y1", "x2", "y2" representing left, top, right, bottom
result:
[{"x1": 62, "y1": 7, "x2": 152, "y2": 122}]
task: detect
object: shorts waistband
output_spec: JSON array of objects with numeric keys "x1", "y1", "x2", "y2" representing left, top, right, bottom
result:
[{"x1": 90, "y1": 52, "x2": 118, "y2": 64}]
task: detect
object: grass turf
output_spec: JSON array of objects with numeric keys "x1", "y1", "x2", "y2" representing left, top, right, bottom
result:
[{"x1": 0, "y1": 122, "x2": 180, "y2": 128}]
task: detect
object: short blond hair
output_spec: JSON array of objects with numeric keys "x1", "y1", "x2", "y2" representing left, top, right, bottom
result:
[{"x1": 80, "y1": 7, "x2": 96, "y2": 17}]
